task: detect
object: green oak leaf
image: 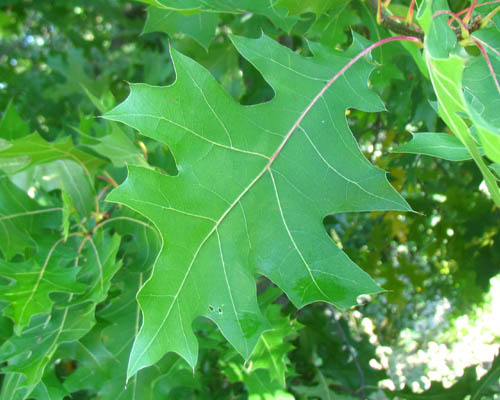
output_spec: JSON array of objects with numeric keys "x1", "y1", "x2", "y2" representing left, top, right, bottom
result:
[
  {"x1": 0, "y1": 132, "x2": 104, "y2": 177},
  {"x1": 79, "y1": 88, "x2": 149, "y2": 168},
  {"x1": 306, "y1": 1, "x2": 359, "y2": 48},
  {"x1": 144, "y1": 6, "x2": 219, "y2": 50},
  {"x1": 101, "y1": 210, "x2": 160, "y2": 272},
  {"x1": 46, "y1": 48, "x2": 109, "y2": 101},
  {"x1": 276, "y1": 0, "x2": 339, "y2": 16},
  {"x1": 174, "y1": 38, "x2": 246, "y2": 100},
  {"x1": 250, "y1": 304, "x2": 299, "y2": 386},
  {"x1": 79, "y1": 123, "x2": 148, "y2": 168},
  {"x1": 224, "y1": 365, "x2": 294, "y2": 400},
  {"x1": 64, "y1": 271, "x2": 199, "y2": 399},
  {"x1": 0, "y1": 100, "x2": 30, "y2": 141},
  {"x1": 104, "y1": 34, "x2": 410, "y2": 378},
  {"x1": 30, "y1": 366, "x2": 68, "y2": 400},
  {"x1": 0, "y1": 232, "x2": 122, "y2": 398},
  {"x1": 0, "y1": 172, "x2": 60, "y2": 260},
  {"x1": 0, "y1": 373, "x2": 31, "y2": 400},
  {"x1": 0, "y1": 257, "x2": 86, "y2": 332},
  {"x1": 0, "y1": 128, "x2": 103, "y2": 218},
  {"x1": 31, "y1": 160, "x2": 95, "y2": 218},
  {"x1": 0, "y1": 230, "x2": 121, "y2": 332},
  {"x1": 144, "y1": 0, "x2": 298, "y2": 32},
  {"x1": 0, "y1": 302, "x2": 96, "y2": 400},
  {"x1": 472, "y1": 28, "x2": 500, "y2": 63},
  {"x1": 71, "y1": 232, "x2": 122, "y2": 305},
  {"x1": 393, "y1": 132, "x2": 473, "y2": 161}
]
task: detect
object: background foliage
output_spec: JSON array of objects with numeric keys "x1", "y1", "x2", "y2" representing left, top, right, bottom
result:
[{"x1": 0, "y1": 0, "x2": 499, "y2": 399}]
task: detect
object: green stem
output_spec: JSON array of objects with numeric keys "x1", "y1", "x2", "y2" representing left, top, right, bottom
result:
[
  {"x1": 366, "y1": 0, "x2": 424, "y2": 39},
  {"x1": 480, "y1": 5, "x2": 500, "y2": 28}
]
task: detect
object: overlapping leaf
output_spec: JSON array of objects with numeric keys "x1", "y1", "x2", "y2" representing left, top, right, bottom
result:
[
  {"x1": 0, "y1": 132, "x2": 104, "y2": 177},
  {"x1": 104, "y1": 33, "x2": 410, "y2": 377},
  {"x1": 63, "y1": 271, "x2": 197, "y2": 399},
  {"x1": 0, "y1": 101, "x2": 30, "y2": 141},
  {"x1": 0, "y1": 231, "x2": 123, "y2": 399},
  {"x1": 417, "y1": 0, "x2": 500, "y2": 205},
  {"x1": 0, "y1": 302, "x2": 96, "y2": 400},
  {"x1": 249, "y1": 304, "x2": 298, "y2": 386},
  {"x1": 0, "y1": 173, "x2": 58, "y2": 260},
  {"x1": 463, "y1": 27, "x2": 500, "y2": 164},
  {"x1": 224, "y1": 365, "x2": 295, "y2": 399},
  {"x1": 141, "y1": 0, "x2": 298, "y2": 32},
  {"x1": 0, "y1": 255, "x2": 86, "y2": 332},
  {"x1": 277, "y1": 0, "x2": 339, "y2": 16},
  {"x1": 144, "y1": 7, "x2": 219, "y2": 50}
]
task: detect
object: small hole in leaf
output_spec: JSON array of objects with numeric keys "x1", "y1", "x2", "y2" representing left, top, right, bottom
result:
[
  {"x1": 218, "y1": 307, "x2": 223, "y2": 314},
  {"x1": 208, "y1": 305, "x2": 215, "y2": 312}
]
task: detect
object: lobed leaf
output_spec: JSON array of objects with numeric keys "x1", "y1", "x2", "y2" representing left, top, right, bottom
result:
[
  {"x1": 144, "y1": 0, "x2": 298, "y2": 32},
  {"x1": 0, "y1": 257, "x2": 86, "y2": 332},
  {"x1": 0, "y1": 303, "x2": 96, "y2": 399},
  {"x1": 143, "y1": 7, "x2": 219, "y2": 50},
  {"x1": 0, "y1": 101, "x2": 30, "y2": 141},
  {"x1": 0, "y1": 173, "x2": 59, "y2": 260},
  {"x1": 105, "y1": 33, "x2": 410, "y2": 378}
]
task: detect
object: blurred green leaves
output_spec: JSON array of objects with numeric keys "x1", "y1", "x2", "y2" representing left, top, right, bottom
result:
[{"x1": 0, "y1": 0, "x2": 499, "y2": 399}]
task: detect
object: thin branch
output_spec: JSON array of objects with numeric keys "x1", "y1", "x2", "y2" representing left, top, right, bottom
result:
[
  {"x1": 457, "y1": 0, "x2": 500, "y2": 18},
  {"x1": 472, "y1": 35, "x2": 500, "y2": 57},
  {"x1": 267, "y1": 35, "x2": 421, "y2": 167},
  {"x1": 463, "y1": 0, "x2": 479, "y2": 24},
  {"x1": 481, "y1": 5, "x2": 500, "y2": 28},
  {"x1": 405, "y1": 0, "x2": 416, "y2": 25},
  {"x1": 74, "y1": 235, "x2": 90, "y2": 268},
  {"x1": 434, "y1": 10, "x2": 470, "y2": 38},
  {"x1": 97, "y1": 185, "x2": 111, "y2": 201},
  {"x1": 366, "y1": 0, "x2": 424, "y2": 39},
  {"x1": 97, "y1": 171, "x2": 119, "y2": 188}
]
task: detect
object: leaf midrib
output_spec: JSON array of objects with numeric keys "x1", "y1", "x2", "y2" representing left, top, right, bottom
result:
[{"x1": 129, "y1": 43, "x2": 384, "y2": 374}]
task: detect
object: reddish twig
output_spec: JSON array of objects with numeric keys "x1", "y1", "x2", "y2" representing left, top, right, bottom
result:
[
  {"x1": 267, "y1": 36, "x2": 422, "y2": 167},
  {"x1": 97, "y1": 185, "x2": 111, "y2": 201},
  {"x1": 481, "y1": 5, "x2": 500, "y2": 28},
  {"x1": 473, "y1": 40, "x2": 500, "y2": 94},
  {"x1": 456, "y1": 0, "x2": 500, "y2": 18},
  {"x1": 472, "y1": 35, "x2": 500, "y2": 58},
  {"x1": 464, "y1": 0, "x2": 479, "y2": 24},
  {"x1": 367, "y1": 0, "x2": 424, "y2": 39},
  {"x1": 406, "y1": 0, "x2": 416, "y2": 25},
  {"x1": 96, "y1": 171, "x2": 119, "y2": 188},
  {"x1": 434, "y1": 10, "x2": 470, "y2": 38}
]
